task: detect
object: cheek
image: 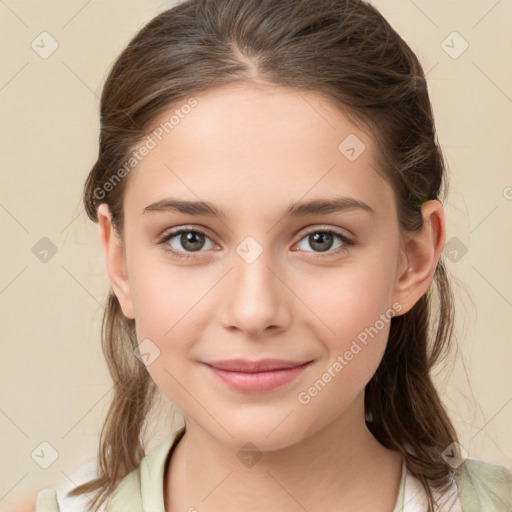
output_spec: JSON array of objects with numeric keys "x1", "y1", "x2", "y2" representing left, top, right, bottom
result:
[
  {"x1": 300, "y1": 252, "x2": 397, "y2": 383},
  {"x1": 127, "y1": 258, "x2": 215, "y2": 389},
  {"x1": 306, "y1": 257, "x2": 396, "y2": 340},
  {"x1": 128, "y1": 246, "x2": 212, "y2": 339},
  {"x1": 130, "y1": 272, "x2": 201, "y2": 408},
  {"x1": 296, "y1": 274, "x2": 394, "y2": 420}
]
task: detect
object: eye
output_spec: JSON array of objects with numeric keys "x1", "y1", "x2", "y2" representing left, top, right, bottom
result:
[
  {"x1": 157, "y1": 227, "x2": 216, "y2": 260},
  {"x1": 157, "y1": 226, "x2": 355, "y2": 261},
  {"x1": 294, "y1": 228, "x2": 354, "y2": 258}
]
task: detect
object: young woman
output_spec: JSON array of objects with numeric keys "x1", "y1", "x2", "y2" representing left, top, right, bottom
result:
[{"x1": 32, "y1": 0, "x2": 512, "y2": 510}]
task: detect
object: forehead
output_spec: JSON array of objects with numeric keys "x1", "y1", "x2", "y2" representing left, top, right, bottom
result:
[{"x1": 123, "y1": 82, "x2": 394, "y2": 220}]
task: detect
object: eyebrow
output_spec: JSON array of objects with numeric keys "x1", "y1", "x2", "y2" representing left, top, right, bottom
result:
[{"x1": 142, "y1": 196, "x2": 374, "y2": 219}]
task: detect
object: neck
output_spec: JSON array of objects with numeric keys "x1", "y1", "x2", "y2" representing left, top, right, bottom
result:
[{"x1": 165, "y1": 395, "x2": 403, "y2": 512}]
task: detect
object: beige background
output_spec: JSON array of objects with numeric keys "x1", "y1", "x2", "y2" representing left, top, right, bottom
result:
[{"x1": 1, "y1": 0, "x2": 511, "y2": 509}]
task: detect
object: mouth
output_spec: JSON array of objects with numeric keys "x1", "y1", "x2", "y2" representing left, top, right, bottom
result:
[{"x1": 202, "y1": 359, "x2": 313, "y2": 392}]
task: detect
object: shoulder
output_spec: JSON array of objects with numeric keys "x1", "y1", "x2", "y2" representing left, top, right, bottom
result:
[
  {"x1": 454, "y1": 457, "x2": 512, "y2": 511},
  {"x1": 8, "y1": 492, "x2": 38, "y2": 512},
  {"x1": 32, "y1": 429, "x2": 185, "y2": 512},
  {"x1": 32, "y1": 458, "x2": 104, "y2": 512},
  {"x1": 106, "y1": 429, "x2": 185, "y2": 512}
]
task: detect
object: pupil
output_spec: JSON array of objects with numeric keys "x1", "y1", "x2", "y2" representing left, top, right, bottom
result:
[
  {"x1": 182, "y1": 231, "x2": 204, "y2": 251},
  {"x1": 311, "y1": 232, "x2": 333, "y2": 252}
]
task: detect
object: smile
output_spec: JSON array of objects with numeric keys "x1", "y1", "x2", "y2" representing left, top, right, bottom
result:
[{"x1": 202, "y1": 359, "x2": 313, "y2": 392}]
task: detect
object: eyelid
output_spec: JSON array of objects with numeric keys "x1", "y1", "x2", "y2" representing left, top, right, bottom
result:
[
  {"x1": 294, "y1": 223, "x2": 355, "y2": 241},
  {"x1": 158, "y1": 224, "x2": 217, "y2": 242},
  {"x1": 158, "y1": 224, "x2": 354, "y2": 244}
]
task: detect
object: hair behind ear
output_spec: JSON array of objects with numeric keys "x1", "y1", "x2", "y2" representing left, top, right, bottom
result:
[
  {"x1": 66, "y1": 291, "x2": 158, "y2": 511},
  {"x1": 365, "y1": 259, "x2": 458, "y2": 504}
]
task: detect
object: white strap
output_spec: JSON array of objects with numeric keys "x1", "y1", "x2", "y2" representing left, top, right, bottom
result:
[{"x1": 35, "y1": 489, "x2": 61, "y2": 512}]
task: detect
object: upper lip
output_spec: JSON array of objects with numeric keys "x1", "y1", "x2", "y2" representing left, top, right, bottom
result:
[{"x1": 203, "y1": 359, "x2": 312, "y2": 373}]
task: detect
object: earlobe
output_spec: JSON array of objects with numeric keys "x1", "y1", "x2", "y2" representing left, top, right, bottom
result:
[
  {"x1": 392, "y1": 200, "x2": 446, "y2": 315},
  {"x1": 97, "y1": 203, "x2": 135, "y2": 319}
]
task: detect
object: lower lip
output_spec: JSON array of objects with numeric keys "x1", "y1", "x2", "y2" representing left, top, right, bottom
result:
[{"x1": 203, "y1": 362, "x2": 312, "y2": 392}]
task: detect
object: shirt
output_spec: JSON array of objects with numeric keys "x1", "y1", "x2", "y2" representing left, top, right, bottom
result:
[{"x1": 35, "y1": 427, "x2": 512, "y2": 512}]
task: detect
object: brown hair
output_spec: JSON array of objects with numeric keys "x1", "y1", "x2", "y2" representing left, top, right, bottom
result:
[{"x1": 70, "y1": 0, "x2": 459, "y2": 510}]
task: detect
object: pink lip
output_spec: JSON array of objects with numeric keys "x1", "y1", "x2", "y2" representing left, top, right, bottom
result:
[{"x1": 202, "y1": 359, "x2": 313, "y2": 392}]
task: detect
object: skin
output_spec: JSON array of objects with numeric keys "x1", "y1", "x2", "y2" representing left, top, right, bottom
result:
[{"x1": 98, "y1": 82, "x2": 445, "y2": 512}]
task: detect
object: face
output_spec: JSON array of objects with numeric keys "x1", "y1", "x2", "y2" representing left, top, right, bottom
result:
[{"x1": 99, "y1": 82, "x2": 437, "y2": 451}]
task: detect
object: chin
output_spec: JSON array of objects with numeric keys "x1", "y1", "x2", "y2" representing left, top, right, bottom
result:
[{"x1": 205, "y1": 419, "x2": 310, "y2": 453}]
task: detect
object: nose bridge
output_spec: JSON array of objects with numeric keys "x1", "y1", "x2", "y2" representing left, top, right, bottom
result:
[
  {"x1": 235, "y1": 246, "x2": 275, "y2": 299},
  {"x1": 220, "y1": 237, "x2": 290, "y2": 335},
  {"x1": 233, "y1": 239, "x2": 280, "y2": 307}
]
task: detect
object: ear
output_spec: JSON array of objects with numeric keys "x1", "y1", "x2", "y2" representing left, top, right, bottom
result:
[
  {"x1": 97, "y1": 203, "x2": 135, "y2": 319},
  {"x1": 392, "y1": 200, "x2": 446, "y2": 316}
]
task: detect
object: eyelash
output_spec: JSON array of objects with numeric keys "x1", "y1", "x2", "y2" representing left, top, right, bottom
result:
[{"x1": 157, "y1": 226, "x2": 355, "y2": 261}]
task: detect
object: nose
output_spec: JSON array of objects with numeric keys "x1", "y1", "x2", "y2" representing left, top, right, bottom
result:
[{"x1": 219, "y1": 249, "x2": 292, "y2": 338}]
